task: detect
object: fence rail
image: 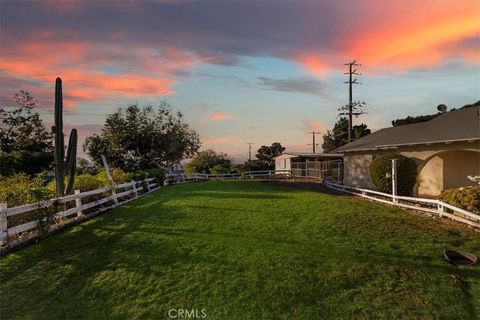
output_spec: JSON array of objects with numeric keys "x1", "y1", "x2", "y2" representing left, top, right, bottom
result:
[
  {"x1": 324, "y1": 181, "x2": 480, "y2": 228},
  {"x1": 0, "y1": 178, "x2": 160, "y2": 249},
  {"x1": 166, "y1": 170, "x2": 292, "y2": 183}
]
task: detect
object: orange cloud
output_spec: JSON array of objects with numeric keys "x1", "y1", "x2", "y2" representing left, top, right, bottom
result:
[
  {"x1": 210, "y1": 112, "x2": 235, "y2": 121},
  {"x1": 0, "y1": 39, "x2": 196, "y2": 108},
  {"x1": 296, "y1": 54, "x2": 330, "y2": 76},
  {"x1": 305, "y1": 120, "x2": 327, "y2": 133},
  {"x1": 296, "y1": 1, "x2": 480, "y2": 75},
  {"x1": 352, "y1": 9, "x2": 479, "y2": 69}
]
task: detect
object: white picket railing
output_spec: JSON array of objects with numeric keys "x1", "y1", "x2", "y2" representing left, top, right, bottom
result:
[
  {"x1": 0, "y1": 178, "x2": 160, "y2": 248},
  {"x1": 166, "y1": 170, "x2": 292, "y2": 183},
  {"x1": 324, "y1": 181, "x2": 480, "y2": 228}
]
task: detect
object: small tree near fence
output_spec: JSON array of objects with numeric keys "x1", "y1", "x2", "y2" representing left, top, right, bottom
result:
[{"x1": 369, "y1": 153, "x2": 417, "y2": 196}]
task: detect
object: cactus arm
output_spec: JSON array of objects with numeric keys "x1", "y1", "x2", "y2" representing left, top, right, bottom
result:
[
  {"x1": 54, "y1": 78, "x2": 65, "y2": 197},
  {"x1": 65, "y1": 129, "x2": 77, "y2": 195},
  {"x1": 65, "y1": 128, "x2": 77, "y2": 173}
]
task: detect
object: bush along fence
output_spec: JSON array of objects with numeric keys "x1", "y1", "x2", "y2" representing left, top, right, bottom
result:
[{"x1": 0, "y1": 178, "x2": 160, "y2": 253}]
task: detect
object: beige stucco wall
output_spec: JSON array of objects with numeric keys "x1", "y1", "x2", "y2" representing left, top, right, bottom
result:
[
  {"x1": 342, "y1": 140, "x2": 480, "y2": 197},
  {"x1": 416, "y1": 154, "x2": 444, "y2": 196},
  {"x1": 416, "y1": 149, "x2": 480, "y2": 197}
]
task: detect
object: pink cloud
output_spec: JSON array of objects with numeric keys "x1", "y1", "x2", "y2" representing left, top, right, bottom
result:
[
  {"x1": 0, "y1": 38, "x2": 199, "y2": 108},
  {"x1": 295, "y1": 0, "x2": 480, "y2": 75},
  {"x1": 210, "y1": 112, "x2": 235, "y2": 121},
  {"x1": 304, "y1": 120, "x2": 327, "y2": 133}
]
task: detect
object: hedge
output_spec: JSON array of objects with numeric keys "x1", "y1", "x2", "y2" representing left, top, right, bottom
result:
[
  {"x1": 369, "y1": 153, "x2": 417, "y2": 196},
  {"x1": 0, "y1": 173, "x2": 55, "y2": 207}
]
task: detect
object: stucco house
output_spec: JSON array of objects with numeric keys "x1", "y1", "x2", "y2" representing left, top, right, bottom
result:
[{"x1": 335, "y1": 106, "x2": 480, "y2": 197}]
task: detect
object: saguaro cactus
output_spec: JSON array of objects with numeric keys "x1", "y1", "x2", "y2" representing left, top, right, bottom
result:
[{"x1": 53, "y1": 77, "x2": 77, "y2": 197}]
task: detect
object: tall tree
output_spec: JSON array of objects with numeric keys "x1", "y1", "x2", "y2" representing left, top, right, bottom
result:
[
  {"x1": 85, "y1": 102, "x2": 200, "y2": 171},
  {"x1": 254, "y1": 142, "x2": 285, "y2": 169},
  {"x1": 0, "y1": 91, "x2": 52, "y2": 153},
  {"x1": 0, "y1": 91, "x2": 53, "y2": 176},
  {"x1": 185, "y1": 149, "x2": 232, "y2": 174},
  {"x1": 322, "y1": 117, "x2": 370, "y2": 153}
]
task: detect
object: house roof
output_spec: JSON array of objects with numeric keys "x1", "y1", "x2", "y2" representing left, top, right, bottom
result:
[
  {"x1": 335, "y1": 106, "x2": 480, "y2": 153},
  {"x1": 275, "y1": 152, "x2": 343, "y2": 159}
]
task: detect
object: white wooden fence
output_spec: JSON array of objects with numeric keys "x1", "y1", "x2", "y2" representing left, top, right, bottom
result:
[
  {"x1": 0, "y1": 178, "x2": 160, "y2": 249},
  {"x1": 166, "y1": 170, "x2": 291, "y2": 183},
  {"x1": 324, "y1": 181, "x2": 480, "y2": 228}
]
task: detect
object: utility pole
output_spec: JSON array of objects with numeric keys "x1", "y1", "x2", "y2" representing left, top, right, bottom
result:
[
  {"x1": 247, "y1": 142, "x2": 254, "y2": 161},
  {"x1": 338, "y1": 60, "x2": 367, "y2": 143},
  {"x1": 307, "y1": 131, "x2": 321, "y2": 153}
]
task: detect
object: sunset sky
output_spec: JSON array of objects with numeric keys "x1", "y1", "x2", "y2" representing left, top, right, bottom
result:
[{"x1": 1, "y1": 0, "x2": 479, "y2": 161}]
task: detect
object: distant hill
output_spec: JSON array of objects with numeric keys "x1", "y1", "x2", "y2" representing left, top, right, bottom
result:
[{"x1": 391, "y1": 100, "x2": 480, "y2": 127}]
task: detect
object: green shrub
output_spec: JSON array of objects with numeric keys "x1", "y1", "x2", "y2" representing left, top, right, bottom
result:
[
  {"x1": 144, "y1": 168, "x2": 166, "y2": 182},
  {"x1": 96, "y1": 168, "x2": 125, "y2": 186},
  {"x1": 440, "y1": 186, "x2": 480, "y2": 213},
  {"x1": 369, "y1": 153, "x2": 417, "y2": 196},
  {"x1": 210, "y1": 164, "x2": 230, "y2": 174},
  {"x1": 0, "y1": 173, "x2": 54, "y2": 206},
  {"x1": 125, "y1": 168, "x2": 165, "y2": 185},
  {"x1": 124, "y1": 171, "x2": 149, "y2": 182},
  {"x1": 74, "y1": 174, "x2": 103, "y2": 192},
  {"x1": 47, "y1": 173, "x2": 104, "y2": 194}
]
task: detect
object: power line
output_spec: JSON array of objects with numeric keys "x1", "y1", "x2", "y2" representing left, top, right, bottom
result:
[
  {"x1": 338, "y1": 60, "x2": 367, "y2": 143},
  {"x1": 246, "y1": 142, "x2": 254, "y2": 161},
  {"x1": 307, "y1": 131, "x2": 321, "y2": 154}
]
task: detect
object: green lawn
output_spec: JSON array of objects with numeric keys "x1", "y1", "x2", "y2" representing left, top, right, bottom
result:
[{"x1": 1, "y1": 181, "x2": 479, "y2": 319}]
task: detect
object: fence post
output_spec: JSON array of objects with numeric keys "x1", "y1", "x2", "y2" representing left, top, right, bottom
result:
[
  {"x1": 131, "y1": 180, "x2": 138, "y2": 198},
  {"x1": 74, "y1": 190, "x2": 83, "y2": 216},
  {"x1": 391, "y1": 159, "x2": 398, "y2": 203},
  {"x1": 145, "y1": 179, "x2": 151, "y2": 192},
  {"x1": 0, "y1": 203, "x2": 8, "y2": 244},
  {"x1": 111, "y1": 186, "x2": 119, "y2": 204},
  {"x1": 438, "y1": 202, "x2": 444, "y2": 217}
]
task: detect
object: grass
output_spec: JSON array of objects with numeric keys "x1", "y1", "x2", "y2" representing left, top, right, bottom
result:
[{"x1": 1, "y1": 180, "x2": 479, "y2": 320}]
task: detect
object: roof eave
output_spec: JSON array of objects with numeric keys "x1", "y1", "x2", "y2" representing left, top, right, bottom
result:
[{"x1": 339, "y1": 137, "x2": 480, "y2": 153}]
